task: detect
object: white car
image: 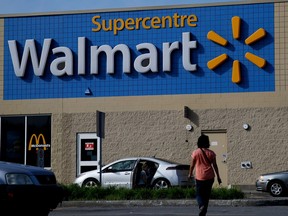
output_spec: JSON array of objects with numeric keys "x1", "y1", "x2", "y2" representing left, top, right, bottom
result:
[{"x1": 74, "y1": 157, "x2": 194, "y2": 189}]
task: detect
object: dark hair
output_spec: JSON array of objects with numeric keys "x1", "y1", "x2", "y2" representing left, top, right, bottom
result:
[{"x1": 197, "y1": 134, "x2": 210, "y2": 148}]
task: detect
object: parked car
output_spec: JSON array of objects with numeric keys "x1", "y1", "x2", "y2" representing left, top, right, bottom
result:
[
  {"x1": 256, "y1": 170, "x2": 288, "y2": 197},
  {"x1": 74, "y1": 157, "x2": 194, "y2": 189},
  {"x1": 0, "y1": 161, "x2": 63, "y2": 216}
]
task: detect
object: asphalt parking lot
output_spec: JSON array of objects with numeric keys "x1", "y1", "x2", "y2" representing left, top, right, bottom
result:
[{"x1": 50, "y1": 206, "x2": 288, "y2": 216}]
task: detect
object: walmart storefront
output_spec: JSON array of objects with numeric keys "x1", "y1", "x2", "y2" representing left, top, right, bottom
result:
[{"x1": 0, "y1": 0, "x2": 287, "y2": 188}]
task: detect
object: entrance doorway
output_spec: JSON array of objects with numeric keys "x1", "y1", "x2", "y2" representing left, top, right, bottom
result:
[
  {"x1": 76, "y1": 133, "x2": 100, "y2": 176},
  {"x1": 202, "y1": 130, "x2": 228, "y2": 187}
]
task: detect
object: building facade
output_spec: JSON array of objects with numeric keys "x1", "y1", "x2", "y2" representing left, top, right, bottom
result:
[{"x1": 0, "y1": 0, "x2": 287, "y2": 189}]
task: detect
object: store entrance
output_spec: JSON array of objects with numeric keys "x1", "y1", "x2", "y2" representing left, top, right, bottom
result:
[{"x1": 76, "y1": 133, "x2": 100, "y2": 176}]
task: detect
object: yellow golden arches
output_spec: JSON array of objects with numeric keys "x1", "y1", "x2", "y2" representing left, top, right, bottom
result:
[
  {"x1": 245, "y1": 52, "x2": 266, "y2": 68},
  {"x1": 207, "y1": 54, "x2": 228, "y2": 70},
  {"x1": 245, "y1": 28, "x2": 266, "y2": 45},
  {"x1": 232, "y1": 16, "x2": 241, "y2": 39},
  {"x1": 28, "y1": 133, "x2": 47, "y2": 150},
  {"x1": 232, "y1": 60, "x2": 241, "y2": 83},
  {"x1": 207, "y1": 31, "x2": 228, "y2": 46}
]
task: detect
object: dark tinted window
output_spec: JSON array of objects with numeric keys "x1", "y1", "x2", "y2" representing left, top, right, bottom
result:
[
  {"x1": 0, "y1": 117, "x2": 25, "y2": 164},
  {"x1": 26, "y1": 116, "x2": 51, "y2": 167},
  {"x1": 0, "y1": 116, "x2": 51, "y2": 168}
]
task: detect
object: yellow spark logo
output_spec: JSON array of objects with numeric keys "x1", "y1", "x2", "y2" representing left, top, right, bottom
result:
[{"x1": 207, "y1": 16, "x2": 267, "y2": 84}]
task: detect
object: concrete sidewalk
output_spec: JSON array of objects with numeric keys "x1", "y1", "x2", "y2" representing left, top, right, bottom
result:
[{"x1": 60, "y1": 191, "x2": 288, "y2": 207}]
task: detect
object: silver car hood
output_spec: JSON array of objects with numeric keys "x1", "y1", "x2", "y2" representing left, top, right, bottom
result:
[
  {"x1": 262, "y1": 170, "x2": 288, "y2": 176},
  {"x1": 0, "y1": 161, "x2": 53, "y2": 175}
]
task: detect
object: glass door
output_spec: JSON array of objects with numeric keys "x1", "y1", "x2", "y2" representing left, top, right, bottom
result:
[{"x1": 76, "y1": 133, "x2": 100, "y2": 176}]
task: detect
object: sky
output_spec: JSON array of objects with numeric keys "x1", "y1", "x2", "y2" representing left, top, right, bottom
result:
[{"x1": 0, "y1": 0, "x2": 242, "y2": 15}]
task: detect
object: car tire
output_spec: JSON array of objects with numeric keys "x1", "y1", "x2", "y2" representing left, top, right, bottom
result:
[
  {"x1": 268, "y1": 180, "x2": 286, "y2": 197},
  {"x1": 152, "y1": 178, "x2": 171, "y2": 189},
  {"x1": 82, "y1": 178, "x2": 100, "y2": 187}
]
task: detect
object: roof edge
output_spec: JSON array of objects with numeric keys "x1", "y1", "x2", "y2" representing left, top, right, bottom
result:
[{"x1": 0, "y1": 0, "x2": 286, "y2": 18}]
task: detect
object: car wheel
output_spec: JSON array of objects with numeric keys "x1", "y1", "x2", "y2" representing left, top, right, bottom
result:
[
  {"x1": 152, "y1": 178, "x2": 171, "y2": 189},
  {"x1": 268, "y1": 181, "x2": 286, "y2": 197},
  {"x1": 82, "y1": 178, "x2": 100, "y2": 187}
]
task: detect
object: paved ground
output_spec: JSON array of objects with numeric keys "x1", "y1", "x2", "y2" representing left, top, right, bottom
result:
[{"x1": 50, "y1": 206, "x2": 288, "y2": 216}]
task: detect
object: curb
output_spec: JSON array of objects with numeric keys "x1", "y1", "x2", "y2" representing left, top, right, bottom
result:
[{"x1": 60, "y1": 198, "x2": 288, "y2": 208}]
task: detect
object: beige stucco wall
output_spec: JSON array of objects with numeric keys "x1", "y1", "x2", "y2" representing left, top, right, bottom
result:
[
  {"x1": 0, "y1": 1, "x2": 288, "y2": 188},
  {"x1": 50, "y1": 107, "x2": 288, "y2": 187}
]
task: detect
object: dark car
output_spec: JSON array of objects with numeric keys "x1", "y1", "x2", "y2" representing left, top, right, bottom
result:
[
  {"x1": 256, "y1": 170, "x2": 288, "y2": 197},
  {"x1": 0, "y1": 161, "x2": 63, "y2": 216}
]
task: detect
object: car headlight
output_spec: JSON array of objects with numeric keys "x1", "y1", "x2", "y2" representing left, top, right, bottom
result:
[
  {"x1": 6, "y1": 174, "x2": 34, "y2": 185},
  {"x1": 257, "y1": 176, "x2": 267, "y2": 182}
]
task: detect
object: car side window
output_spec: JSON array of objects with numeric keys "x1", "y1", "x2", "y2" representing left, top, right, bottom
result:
[{"x1": 107, "y1": 160, "x2": 136, "y2": 172}]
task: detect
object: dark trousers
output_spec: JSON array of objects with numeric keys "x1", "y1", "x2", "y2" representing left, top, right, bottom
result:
[{"x1": 195, "y1": 178, "x2": 214, "y2": 216}]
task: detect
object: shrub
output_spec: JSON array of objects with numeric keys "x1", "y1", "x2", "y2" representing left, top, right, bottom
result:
[
  {"x1": 210, "y1": 187, "x2": 245, "y2": 199},
  {"x1": 61, "y1": 184, "x2": 244, "y2": 201}
]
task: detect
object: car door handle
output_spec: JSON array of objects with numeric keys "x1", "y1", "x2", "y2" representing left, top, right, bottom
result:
[{"x1": 124, "y1": 172, "x2": 130, "y2": 175}]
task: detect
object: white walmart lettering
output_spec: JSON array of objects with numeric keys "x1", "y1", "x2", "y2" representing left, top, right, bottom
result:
[{"x1": 8, "y1": 32, "x2": 197, "y2": 77}]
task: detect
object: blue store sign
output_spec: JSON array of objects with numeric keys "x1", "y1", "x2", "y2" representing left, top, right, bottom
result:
[{"x1": 4, "y1": 3, "x2": 275, "y2": 99}]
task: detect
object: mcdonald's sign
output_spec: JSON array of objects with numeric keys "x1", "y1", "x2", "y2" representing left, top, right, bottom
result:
[{"x1": 28, "y1": 134, "x2": 51, "y2": 151}]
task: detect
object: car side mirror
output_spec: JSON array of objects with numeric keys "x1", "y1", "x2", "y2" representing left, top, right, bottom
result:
[{"x1": 106, "y1": 166, "x2": 115, "y2": 172}]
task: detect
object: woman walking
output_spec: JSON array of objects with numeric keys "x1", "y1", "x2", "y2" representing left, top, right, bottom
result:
[{"x1": 188, "y1": 134, "x2": 222, "y2": 216}]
